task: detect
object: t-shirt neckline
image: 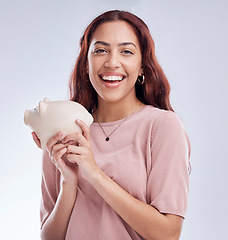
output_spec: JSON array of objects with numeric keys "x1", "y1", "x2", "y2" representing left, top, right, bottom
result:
[{"x1": 92, "y1": 105, "x2": 152, "y2": 127}]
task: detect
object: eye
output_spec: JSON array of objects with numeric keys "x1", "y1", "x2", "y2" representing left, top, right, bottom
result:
[
  {"x1": 94, "y1": 49, "x2": 107, "y2": 54},
  {"x1": 121, "y1": 50, "x2": 134, "y2": 55}
]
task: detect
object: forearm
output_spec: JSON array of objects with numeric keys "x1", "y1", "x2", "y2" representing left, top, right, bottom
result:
[
  {"x1": 90, "y1": 169, "x2": 182, "y2": 240},
  {"x1": 41, "y1": 183, "x2": 77, "y2": 240}
]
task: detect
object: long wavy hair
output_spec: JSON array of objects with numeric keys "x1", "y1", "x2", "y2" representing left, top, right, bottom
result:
[{"x1": 69, "y1": 10, "x2": 173, "y2": 113}]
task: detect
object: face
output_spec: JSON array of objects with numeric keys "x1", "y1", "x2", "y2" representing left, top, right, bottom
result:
[{"x1": 87, "y1": 20, "x2": 143, "y2": 105}]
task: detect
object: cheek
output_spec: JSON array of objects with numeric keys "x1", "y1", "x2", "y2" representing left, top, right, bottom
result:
[
  {"x1": 88, "y1": 53, "x2": 101, "y2": 70},
  {"x1": 88, "y1": 66, "x2": 99, "y2": 88},
  {"x1": 88, "y1": 61, "x2": 99, "y2": 80},
  {"x1": 125, "y1": 57, "x2": 142, "y2": 75},
  {"x1": 88, "y1": 73, "x2": 101, "y2": 94},
  {"x1": 127, "y1": 64, "x2": 142, "y2": 79}
]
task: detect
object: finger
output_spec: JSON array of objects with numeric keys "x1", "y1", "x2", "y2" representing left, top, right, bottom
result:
[
  {"x1": 67, "y1": 144, "x2": 85, "y2": 155},
  {"x1": 46, "y1": 132, "x2": 63, "y2": 153},
  {"x1": 65, "y1": 133, "x2": 88, "y2": 148},
  {"x1": 50, "y1": 140, "x2": 73, "y2": 159},
  {"x1": 53, "y1": 147, "x2": 67, "y2": 166},
  {"x1": 67, "y1": 153, "x2": 81, "y2": 164},
  {"x1": 52, "y1": 142, "x2": 68, "y2": 156},
  {"x1": 63, "y1": 133, "x2": 81, "y2": 145},
  {"x1": 63, "y1": 138, "x2": 74, "y2": 145},
  {"x1": 31, "y1": 132, "x2": 42, "y2": 149},
  {"x1": 76, "y1": 119, "x2": 90, "y2": 141}
]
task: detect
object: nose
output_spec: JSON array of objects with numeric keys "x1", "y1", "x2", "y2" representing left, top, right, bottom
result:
[{"x1": 104, "y1": 52, "x2": 121, "y2": 69}]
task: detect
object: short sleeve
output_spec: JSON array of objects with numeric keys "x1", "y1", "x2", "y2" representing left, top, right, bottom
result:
[
  {"x1": 147, "y1": 111, "x2": 191, "y2": 218},
  {"x1": 40, "y1": 151, "x2": 60, "y2": 228}
]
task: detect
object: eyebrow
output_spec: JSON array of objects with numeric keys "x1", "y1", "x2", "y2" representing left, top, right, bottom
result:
[{"x1": 93, "y1": 41, "x2": 137, "y2": 48}]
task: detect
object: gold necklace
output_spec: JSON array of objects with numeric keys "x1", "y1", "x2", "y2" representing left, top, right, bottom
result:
[{"x1": 95, "y1": 103, "x2": 142, "y2": 141}]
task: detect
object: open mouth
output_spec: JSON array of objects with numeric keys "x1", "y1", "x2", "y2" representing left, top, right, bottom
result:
[{"x1": 100, "y1": 75, "x2": 125, "y2": 83}]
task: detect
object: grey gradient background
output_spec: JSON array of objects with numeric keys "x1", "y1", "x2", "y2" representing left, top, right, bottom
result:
[{"x1": 0, "y1": 0, "x2": 227, "y2": 239}]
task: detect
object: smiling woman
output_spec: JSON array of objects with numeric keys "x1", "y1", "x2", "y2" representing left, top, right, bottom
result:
[
  {"x1": 70, "y1": 10, "x2": 173, "y2": 113},
  {"x1": 87, "y1": 20, "x2": 143, "y2": 107},
  {"x1": 35, "y1": 10, "x2": 191, "y2": 240}
]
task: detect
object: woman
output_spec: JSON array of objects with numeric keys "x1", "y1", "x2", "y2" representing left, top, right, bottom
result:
[{"x1": 33, "y1": 10, "x2": 191, "y2": 240}]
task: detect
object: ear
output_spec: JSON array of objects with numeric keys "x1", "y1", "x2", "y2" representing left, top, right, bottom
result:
[
  {"x1": 86, "y1": 62, "x2": 89, "y2": 74},
  {"x1": 43, "y1": 97, "x2": 50, "y2": 102},
  {"x1": 139, "y1": 66, "x2": 144, "y2": 76},
  {"x1": 39, "y1": 101, "x2": 48, "y2": 115}
]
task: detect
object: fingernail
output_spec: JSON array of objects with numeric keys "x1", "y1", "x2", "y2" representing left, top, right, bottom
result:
[{"x1": 58, "y1": 132, "x2": 62, "y2": 136}]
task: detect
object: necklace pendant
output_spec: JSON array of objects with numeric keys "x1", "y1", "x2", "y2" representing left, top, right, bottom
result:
[{"x1": 105, "y1": 137, "x2": 110, "y2": 141}]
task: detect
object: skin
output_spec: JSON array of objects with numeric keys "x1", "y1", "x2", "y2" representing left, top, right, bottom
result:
[
  {"x1": 33, "y1": 21, "x2": 183, "y2": 240},
  {"x1": 87, "y1": 20, "x2": 144, "y2": 122}
]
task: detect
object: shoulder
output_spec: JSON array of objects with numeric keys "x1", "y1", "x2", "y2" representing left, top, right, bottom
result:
[
  {"x1": 138, "y1": 105, "x2": 189, "y2": 145},
  {"x1": 148, "y1": 108, "x2": 190, "y2": 156},
  {"x1": 132, "y1": 105, "x2": 189, "y2": 143},
  {"x1": 152, "y1": 110, "x2": 184, "y2": 135},
  {"x1": 136, "y1": 105, "x2": 183, "y2": 130}
]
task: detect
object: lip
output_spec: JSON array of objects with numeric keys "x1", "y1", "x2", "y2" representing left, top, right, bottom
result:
[
  {"x1": 99, "y1": 72, "x2": 126, "y2": 89},
  {"x1": 100, "y1": 72, "x2": 126, "y2": 79}
]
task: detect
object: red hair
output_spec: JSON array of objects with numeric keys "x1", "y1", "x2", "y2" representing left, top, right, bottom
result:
[{"x1": 69, "y1": 10, "x2": 173, "y2": 113}]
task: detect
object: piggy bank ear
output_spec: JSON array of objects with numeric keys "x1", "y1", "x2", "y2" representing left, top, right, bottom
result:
[
  {"x1": 39, "y1": 101, "x2": 48, "y2": 115},
  {"x1": 43, "y1": 97, "x2": 50, "y2": 102}
]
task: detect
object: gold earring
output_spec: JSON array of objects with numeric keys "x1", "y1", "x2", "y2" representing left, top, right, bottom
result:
[{"x1": 137, "y1": 75, "x2": 145, "y2": 85}]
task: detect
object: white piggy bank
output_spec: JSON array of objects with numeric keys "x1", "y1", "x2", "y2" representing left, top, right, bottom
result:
[{"x1": 24, "y1": 98, "x2": 94, "y2": 150}]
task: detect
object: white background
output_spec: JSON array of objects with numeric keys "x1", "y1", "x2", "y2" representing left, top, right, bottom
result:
[{"x1": 0, "y1": 0, "x2": 227, "y2": 239}]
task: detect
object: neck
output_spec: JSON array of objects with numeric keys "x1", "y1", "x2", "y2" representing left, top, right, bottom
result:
[{"x1": 94, "y1": 98, "x2": 144, "y2": 123}]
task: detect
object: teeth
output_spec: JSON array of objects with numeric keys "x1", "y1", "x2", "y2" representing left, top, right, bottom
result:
[{"x1": 102, "y1": 75, "x2": 123, "y2": 81}]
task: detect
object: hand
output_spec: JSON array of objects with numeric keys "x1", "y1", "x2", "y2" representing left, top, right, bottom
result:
[
  {"x1": 64, "y1": 120, "x2": 99, "y2": 183},
  {"x1": 46, "y1": 132, "x2": 79, "y2": 188}
]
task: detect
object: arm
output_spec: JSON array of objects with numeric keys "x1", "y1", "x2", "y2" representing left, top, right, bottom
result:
[
  {"x1": 33, "y1": 132, "x2": 78, "y2": 240},
  {"x1": 41, "y1": 182, "x2": 77, "y2": 240},
  {"x1": 65, "y1": 119, "x2": 189, "y2": 240},
  {"x1": 90, "y1": 168, "x2": 183, "y2": 240}
]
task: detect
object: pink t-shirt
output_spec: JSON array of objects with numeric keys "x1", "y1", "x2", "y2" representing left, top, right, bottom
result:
[{"x1": 40, "y1": 105, "x2": 190, "y2": 240}]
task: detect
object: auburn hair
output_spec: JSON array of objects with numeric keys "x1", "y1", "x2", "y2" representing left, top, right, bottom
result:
[{"x1": 69, "y1": 10, "x2": 173, "y2": 113}]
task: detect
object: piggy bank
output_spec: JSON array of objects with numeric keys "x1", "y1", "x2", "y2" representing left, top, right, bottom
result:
[{"x1": 24, "y1": 98, "x2": 94, "y2": 150}]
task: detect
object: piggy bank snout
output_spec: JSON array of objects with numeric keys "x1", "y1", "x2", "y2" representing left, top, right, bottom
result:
[{"x1": 24, "y1": 98, "x2": 93, "y2": 150}]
